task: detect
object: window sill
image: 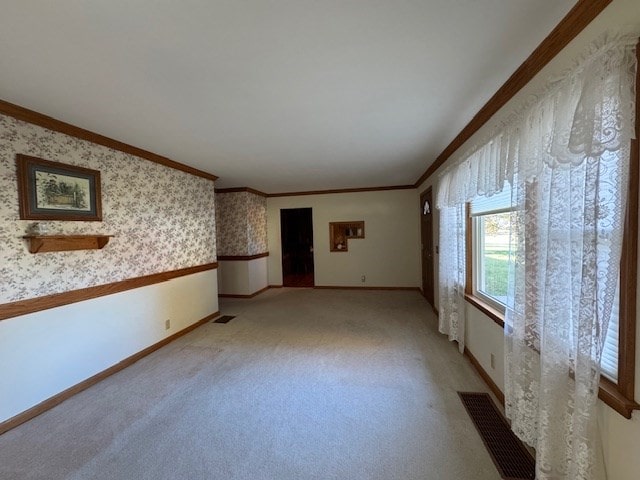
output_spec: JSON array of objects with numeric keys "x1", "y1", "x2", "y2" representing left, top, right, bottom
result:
[
  {"x1": 599, "y1": 376, "x2": 640, "y2": 419},
  {"x1": 464, "y1": 293, "x2": 505, "y2": 328},
  {"x1": 464, "y1": 293, "x2": 639, "y2": 418}
]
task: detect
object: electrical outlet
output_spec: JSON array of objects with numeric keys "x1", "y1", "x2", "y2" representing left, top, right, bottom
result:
[
  {"x1": 361, "y1": 275, "x2": 366, "y2": 283},
  {"x1": 490, "y1": 353, "x2": 495, "y2": 370},
  {"x1": 165, "y1": 319, "x2": 170, "y2": 330}
]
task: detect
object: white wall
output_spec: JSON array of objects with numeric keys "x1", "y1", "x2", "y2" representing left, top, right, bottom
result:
[
  {"x1": 267, "y1": 189, "x2": 421, "y2": 288},
  {"x1": 248, "y1": 257, "x2": 269, "y2": 294},
  {"x1": 217, "y1": 257, "x2": 268, "y2": 295},
  {"x1": 0, "y1": 269, "x2": 218, "y2": 423},
  {"x1": 465, "y1": 304, "x2": 505, "y2": 390},
  {"x1": 419, "y1": 1, "x2": 640, "y2": 478}
]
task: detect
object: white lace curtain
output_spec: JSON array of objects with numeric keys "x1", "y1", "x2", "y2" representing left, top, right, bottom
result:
[
  {"x1": 436, "y1": 33, "x2": 638, "y2": 480},
  {"x1": 438, "y1": 203, "x2": 466, "y2": 353}
]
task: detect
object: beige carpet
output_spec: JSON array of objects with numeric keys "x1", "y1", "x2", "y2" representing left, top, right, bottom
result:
[{"x1": 0, "y1": 289, "x2": 500, "y2": 479}]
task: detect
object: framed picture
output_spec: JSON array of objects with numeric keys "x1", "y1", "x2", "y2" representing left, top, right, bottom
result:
[{"x1": 16, "y1": 154, "x2": 102, "y2": 221}]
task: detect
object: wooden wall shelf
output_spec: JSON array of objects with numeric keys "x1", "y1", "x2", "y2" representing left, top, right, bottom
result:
[
  {"x1": 329, "y1": 221, "x2": 364, "y2": 252},
  {"x1": 23, "y1": 235, "x2": 113, "y2": 254}
]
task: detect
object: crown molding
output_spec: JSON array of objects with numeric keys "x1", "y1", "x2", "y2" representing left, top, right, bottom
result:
[
  {"x1": 266, "y1": 184, "x2": 415, "y2": 197},
  {"x1": 0, "y1": 99, "x2": 218, "y2": 182},
  {"x1": 413, "y1": 0, "x2": 613, "y2": 188},
  {"x1": 215, "y1": 187, "x2": 268, "y2": 197}
]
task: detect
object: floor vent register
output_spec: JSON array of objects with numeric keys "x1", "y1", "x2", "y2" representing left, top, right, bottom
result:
[
  {"x1": 213, "y1": 315, "x2": 235, "y2": 324},
  {"x1": 458, "y1": 392, "x2": 535, "y2": 480}
]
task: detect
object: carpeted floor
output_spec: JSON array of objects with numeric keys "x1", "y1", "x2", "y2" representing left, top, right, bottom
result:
[{"x1": 0, "y1": 289, "x2": 500, "y2": 479}]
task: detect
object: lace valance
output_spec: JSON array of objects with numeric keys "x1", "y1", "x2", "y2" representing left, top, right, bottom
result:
[{"x1": 436, "y1": 33, "x2": 638, "y2": 209}]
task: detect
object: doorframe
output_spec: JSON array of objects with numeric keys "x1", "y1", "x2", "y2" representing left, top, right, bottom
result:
[{"x1": 280, "y1": 207, "x2": 315, "y2": 287}]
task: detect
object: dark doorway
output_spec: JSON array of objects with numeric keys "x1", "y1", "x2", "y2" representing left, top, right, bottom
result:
[
  {"x1": 280, "y1": 208, "x2": 315, "y2": 287},
  {"x1": 420, "y1": 188, "x2": 435, "y2": 309}
]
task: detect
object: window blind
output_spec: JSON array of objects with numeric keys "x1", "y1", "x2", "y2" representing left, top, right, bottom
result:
[
  {"x1": 600, "y1": 280, "x2": 620, "y2": 382},
  {"x1": 470, "y1": 186, "x2": 512, "y2": 216}
]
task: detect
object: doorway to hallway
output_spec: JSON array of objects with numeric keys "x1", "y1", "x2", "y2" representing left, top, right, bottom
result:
[{"x1": 280, "y1": 208, "x2": 315, "y2": 287}]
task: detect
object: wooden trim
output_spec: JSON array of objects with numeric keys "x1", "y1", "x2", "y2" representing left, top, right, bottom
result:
[
  {"x1": 464, "y1": 292, "x2": 639, "y2": 416},
  {"x1": 314, "y1": 286, "x2": 421, "y2": 292},
  {"x1": 218, "y1": 286, "x2": 270, "y2": 298},
  {"x1": 464, "y1": 347, "x2": 505, "y2": 406},
  {"x1": 465, "y1": 203, "x2": 473, "y2": 296},
  {"x1": 618, "y1": 39, "x2": 640, "y2": 403},
  {"x1": 599, "y1": 376, "x2": 640, "y2": 419},
  {"x1": 0, "y1": 99, "x2": 218, "y2": 182},
  {"x1": 413, "y1": 0, "x2": 613, "y2": 187},
  {"x1": 464, "y1": 202, "x2": 506, "y2": 328},
  {"x1": 267, "y1": 184, "x2": 414, "y2": 197},
  {"x1": 0, "y1": 310, "x2": 220, "y2": 435},
  {"x1": 215, "y1": 187, "x2": 268, "y2": 197},
  {"x1": 463, "y1": 330, "x2": 640, "y2": 417},
  {"x1": 465, "y1": 294, "x2": 505, "y2": 329},
  {"x1": 0, "y1": 262, "x2": 218, "y2": 321},
  {"x1": 612, "y1": 39, "x2": 640, "y2": 411},
  {"x1": 217, "y1": 252, "x2": 269, "y2": 261}
]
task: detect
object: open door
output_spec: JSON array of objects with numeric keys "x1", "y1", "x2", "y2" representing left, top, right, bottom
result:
[
  {"x1": 420, "y1": 188, "x2": 435, "y2": 309},
  {"x1": 280, "y1": 208, "x2": 314, "y2": 287}
]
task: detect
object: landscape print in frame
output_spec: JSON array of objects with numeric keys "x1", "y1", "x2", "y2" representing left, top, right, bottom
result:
[{"x1": 16, "y1": 154, "x2": 102, "y2": 221}]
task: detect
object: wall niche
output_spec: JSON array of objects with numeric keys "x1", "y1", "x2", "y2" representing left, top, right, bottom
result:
[{"x1": 329, "y1": 221, "x2": 364, "y2": 252}]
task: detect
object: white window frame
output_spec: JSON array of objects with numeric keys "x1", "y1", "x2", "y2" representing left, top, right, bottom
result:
[
  {"x1": 469, "y1": 188, "x2": 513, "y2": 314},
  {"x1": 471, "y1": 212, "x2": 510, "y2": 313}
]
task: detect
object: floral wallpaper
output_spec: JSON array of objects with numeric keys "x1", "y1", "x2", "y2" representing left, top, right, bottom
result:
[
  {"x1": 215, "y1": 191, "x2": 267, "y2": 256},
  {"x1": 215, "y1": 192, "x2": 248, "y2": 256},
  {"x1": 0, "y1": 113, "x2": 217, "y2": 304},
  {"x1": 246, "y1": 192, "x2": 267, "y2": 255}
]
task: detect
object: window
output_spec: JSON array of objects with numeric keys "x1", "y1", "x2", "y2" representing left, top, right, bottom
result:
[
  {"x1": 455, "y1": 39, "x2": 638, "y2": 418},
  {"x1": 464, "y1": 172, "x2": 638, "y2": 417},
  {"x1": 469, "y1": 187, "x2": 512, "y2": 312}
]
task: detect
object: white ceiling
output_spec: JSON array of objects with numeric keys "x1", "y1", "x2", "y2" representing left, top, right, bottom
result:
[{"x1": 0, "y1": 1, "x2": 576, "y2": 192}]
